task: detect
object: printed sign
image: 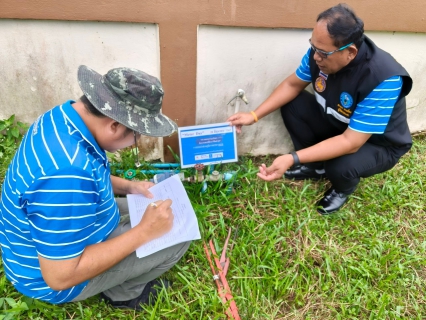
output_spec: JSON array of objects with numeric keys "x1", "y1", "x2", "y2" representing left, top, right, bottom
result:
[{"x1": 178, "y1": 123, "x2": 238, "y2": 168}]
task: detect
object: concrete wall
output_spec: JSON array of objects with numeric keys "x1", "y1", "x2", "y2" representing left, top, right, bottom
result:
[
  {"x1": 196, "y1": 26, "x2": 308, "y2": 155},
  {"x1": 0, "y1": 19, "x2": 164, "y2": 160},
  {"x1": 1, "y1": 0, "x2": 425, "y2": 159},
  {"x1": 196, "y1": 26, "x2": 426, "y2": 155},
  {"x1": 369, "y1": 32, "x2": 426, "y2": 133}
]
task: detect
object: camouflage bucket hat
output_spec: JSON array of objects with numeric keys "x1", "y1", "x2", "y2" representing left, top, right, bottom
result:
[{"x1": 77, "y1": 65, "x2": 178, "y2": 137}]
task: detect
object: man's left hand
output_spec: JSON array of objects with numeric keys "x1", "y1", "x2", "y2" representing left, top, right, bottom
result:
[
  {"x1": 257, "y1": 154, "x2": 293, "y2": 181},
  {"x1": 128, "y1": 180, "x2": 155, "y2": 198}
]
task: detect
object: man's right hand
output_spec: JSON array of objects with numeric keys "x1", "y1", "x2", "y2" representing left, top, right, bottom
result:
[
  {"x1": 39, "y1": 199, "x2": 175, "y2": 291},
  {"x1": 138, "y1": 199, "x2": 174, "y2": 241},
  {"x1": 227, "y1": 112, "x2": 256, "y2": 133}
]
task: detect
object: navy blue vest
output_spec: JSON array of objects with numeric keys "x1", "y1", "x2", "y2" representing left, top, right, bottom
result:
[{"x1": 309, "y1": 36, "x2": 412, "y2": 148}]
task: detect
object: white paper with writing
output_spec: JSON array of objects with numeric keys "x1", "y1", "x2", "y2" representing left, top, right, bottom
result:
[{"x1": 127, "y1": 174, "x2": 201, "y2": 258}]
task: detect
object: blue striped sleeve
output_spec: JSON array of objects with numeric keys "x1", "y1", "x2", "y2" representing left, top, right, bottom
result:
[
  {"x1": 349, "y1": 76, "x2": 402, "y2": 134},
  {"x1": 295, "y1": 48, "x2": 312, "y2": 82},
  {"x1": 23, "y1": 167, "x2": 100, "y2": 260}
]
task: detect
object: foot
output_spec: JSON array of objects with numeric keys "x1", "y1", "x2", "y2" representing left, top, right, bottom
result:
[
  {"x1": 100, "y1": 279, "x2": 171, "y2": 310},
  {"x1": 316, "y1": 188, "x2": 350, "y2": 215},
  {"x1": 284, "y1": 165, "x2": 326, "y2": 180}
]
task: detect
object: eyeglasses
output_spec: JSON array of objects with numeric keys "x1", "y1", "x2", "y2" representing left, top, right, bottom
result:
[{"x1": 309, "y1": 39, "x2": 353, "y2": 59}]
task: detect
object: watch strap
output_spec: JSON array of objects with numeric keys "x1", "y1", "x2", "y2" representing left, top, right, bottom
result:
[{"x1": 290, "y1": 151, "x2": 300, "y2": 167}]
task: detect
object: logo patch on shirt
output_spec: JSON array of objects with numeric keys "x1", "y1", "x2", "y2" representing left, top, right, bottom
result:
[
  {"x1": 340, "y1": 92, "x2": 353, "y2": 108},
  {"x1": 319, "y1": 71, "x2": 328, "y2": 80},
  {"x1": 315, "y1": 77, "x2": 326, "y2": 92}
]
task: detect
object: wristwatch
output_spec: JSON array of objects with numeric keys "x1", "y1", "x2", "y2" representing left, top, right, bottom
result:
[{"x1": 290, "y1": 151, "x2": 300, "y2": 167}]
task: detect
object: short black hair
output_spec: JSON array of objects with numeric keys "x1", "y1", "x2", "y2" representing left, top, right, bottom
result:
[
  {"x1": 79, "y1": 95, "x2": 106, "y2": 118},
  {"x1": 317, "y1": 3, "x2": 365, "y2": 49}
]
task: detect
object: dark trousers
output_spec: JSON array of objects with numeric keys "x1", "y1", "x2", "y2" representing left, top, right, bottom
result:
[{"x1": 280, "y1": 91, "x2": 410, "y2": 194}]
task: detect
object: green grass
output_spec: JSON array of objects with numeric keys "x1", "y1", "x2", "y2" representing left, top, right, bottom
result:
[{"x1": 1, "y1": 135, "x2": 426, "y2": 319}]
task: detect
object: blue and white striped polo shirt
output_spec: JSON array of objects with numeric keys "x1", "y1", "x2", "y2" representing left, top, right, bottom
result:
[
  {"x1": 295, "y1": 48, "x2": 403, "y2": 134},
  {"x1": 0, "y1": 100, "x2": 120, "y2": 303}
]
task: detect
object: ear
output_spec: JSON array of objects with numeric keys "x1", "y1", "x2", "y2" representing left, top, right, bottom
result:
[
  {"x1": 104, "y1": 119, "x2": 121, "y2": 137},
  {"x1": 347, "y1": 45, "x2": 358, "y2": 61}
]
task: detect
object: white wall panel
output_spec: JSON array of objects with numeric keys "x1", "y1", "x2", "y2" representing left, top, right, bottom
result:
[
  {"x1": 197, "y1": 25, "x2": 426, "y2": 155},
  {"x1": 0, "y1": 19, "x2": 163, "y2": 160}
]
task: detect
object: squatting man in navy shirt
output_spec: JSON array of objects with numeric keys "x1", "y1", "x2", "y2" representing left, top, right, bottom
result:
[
  {"x1": 228, "y1": 3, "x2": 412, "y2": 214},
  {"x1": 0, "y1": 65, "x2": 190, "y2": 310}
]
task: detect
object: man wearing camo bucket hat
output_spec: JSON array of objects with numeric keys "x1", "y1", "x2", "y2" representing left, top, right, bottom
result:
[
  {"x1": 78, "y1": 65, "x2": 178, "y2": 137},
  {"x1": 0, "y1": 65, "x2": 190, "y2": 310}
]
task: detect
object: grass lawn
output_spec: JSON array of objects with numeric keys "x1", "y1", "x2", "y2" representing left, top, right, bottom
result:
[{"x1": 0, "y1": 134, "x2": 425, "y2": 319}]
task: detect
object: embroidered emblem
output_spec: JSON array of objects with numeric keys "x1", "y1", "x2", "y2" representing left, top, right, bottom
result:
[
  {"x1": 319, "y1": 71, "x2": 328, "y2": 80},
  {"x1": 340, "y1": 92, "x2": 353, "y2": 108},
  {"x1": 315, "y1": 77, "x2": 326, "y2": 92}
]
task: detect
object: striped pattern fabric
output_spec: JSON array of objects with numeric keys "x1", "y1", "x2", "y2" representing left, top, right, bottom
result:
[
  {"x1": 295, "y1": 48, "x2": 402, "y2": 133},
  {"x1": 349, "y1": 76, "x2": 402, "y2": 133},
  {"x1": 295, "y1": 48, "x2": 312, "y2": 82},
  {"x1": 0, "y1": 100, "x2": 120, "y2": 303}
]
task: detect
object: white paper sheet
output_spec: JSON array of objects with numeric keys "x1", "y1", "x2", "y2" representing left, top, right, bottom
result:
[{"x1": 127, "y1": 174, "x2": 201, "y2": 258}]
